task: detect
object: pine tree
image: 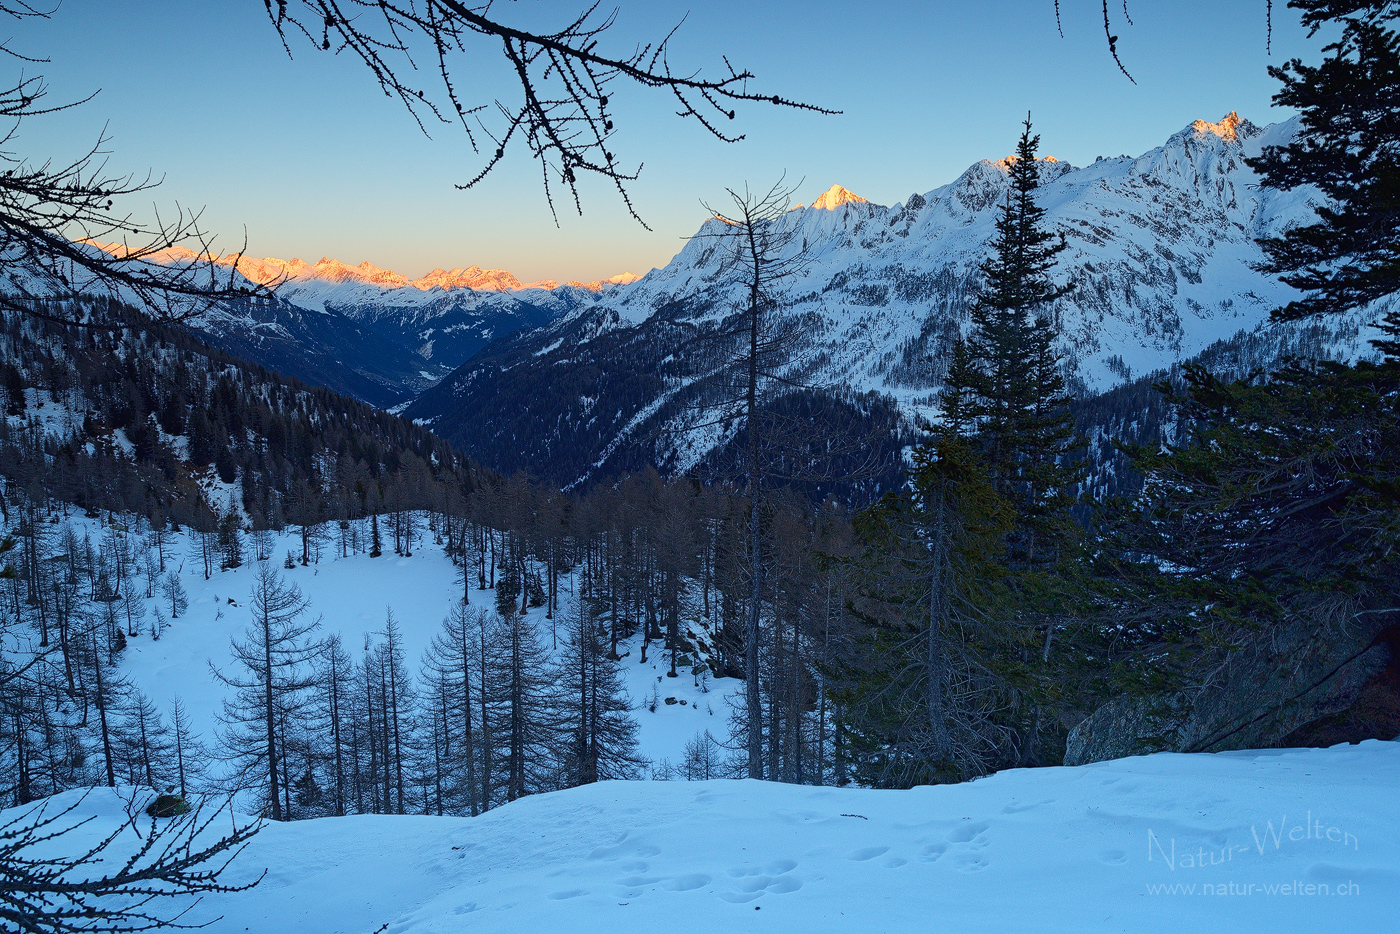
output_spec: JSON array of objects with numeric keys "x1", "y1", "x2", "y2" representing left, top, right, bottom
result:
[
  {"x1": 211, "y1": 563, "x2": 321, "y2": 821},
  {"x1": 960, "y1": 115, "x2": 1080, "y2": 564},
  {"x1": 557, "y1": 598, "x2": 639, "y2": 785}
]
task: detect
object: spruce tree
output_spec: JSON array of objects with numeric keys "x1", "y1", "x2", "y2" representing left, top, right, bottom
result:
[
  {"x1": 960, "y1": 115, "x2": 1080, "y2": 568},
  {"x1": 1097, "y1": 1, "x2": 1400, "y2": 749},
  {"x1": 840, "y1": 427, "x2": 1015, "y2": 786},
  {"x1": 1249, "y1": 1, "x2": 1400, "y2": 325},
  {"x1": 841, "y1": 115, "x2": 1087, "y2": 780}
]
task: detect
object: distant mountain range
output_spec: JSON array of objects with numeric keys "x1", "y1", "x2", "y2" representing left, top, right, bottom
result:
[
  {"x1": 401, "y1": 112, "x2": 1388, "y2": 488},
  {"x1": 139, "y1": 252, "x2": 638, "y2": 407}
]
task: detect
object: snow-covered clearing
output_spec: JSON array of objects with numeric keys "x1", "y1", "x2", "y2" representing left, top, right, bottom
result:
[
  {"x1": 110, "y1": 521, "x2": 739, "y2": 772},
  {"x1": 11, "y1": 741, "x2": 1397, "y2": 932}
]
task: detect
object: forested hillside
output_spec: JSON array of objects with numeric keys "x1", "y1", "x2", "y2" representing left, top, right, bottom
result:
[{"x1": 0, "y1": 297, "x2": 471, "y2": 530}]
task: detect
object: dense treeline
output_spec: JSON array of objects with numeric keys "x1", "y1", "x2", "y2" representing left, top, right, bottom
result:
[{"x1": 0, "y1": 476, "x2": 866, "y2": 815}]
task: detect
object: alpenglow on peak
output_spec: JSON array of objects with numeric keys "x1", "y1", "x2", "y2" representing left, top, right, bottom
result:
[
  {"x1": 1191, "y1": 111, "x2": 1251, "y2": 141},
  {"x1": 810, "y1": 184, "x2": 868, "y2": 210}
]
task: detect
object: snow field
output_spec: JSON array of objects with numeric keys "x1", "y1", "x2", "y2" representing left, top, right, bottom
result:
[{"x1": 11, "y1": 740, "x2": 1397, "y2": 933}]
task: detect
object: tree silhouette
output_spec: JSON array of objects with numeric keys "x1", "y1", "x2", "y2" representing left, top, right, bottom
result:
[{"x1": 267, "y1": 1, "x2": 836, "y2": 226}]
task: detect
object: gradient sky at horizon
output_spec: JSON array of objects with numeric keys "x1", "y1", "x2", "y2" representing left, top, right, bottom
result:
[{"x1": 12, "y1": 1, "x2": 1323, "y2": 282}]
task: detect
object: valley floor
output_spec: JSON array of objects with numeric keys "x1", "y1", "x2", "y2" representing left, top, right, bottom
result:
[{"x1": 12, "y1": 740, "x2": 1396, "y2": 932}]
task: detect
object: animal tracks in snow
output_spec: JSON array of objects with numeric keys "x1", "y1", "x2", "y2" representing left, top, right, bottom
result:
[
  {"x1": 553, "y1": 803, "x2": 1000, "y2": 910},
  {"x1": 663, "y1": 874, "x2": 711, "y2": 891}
]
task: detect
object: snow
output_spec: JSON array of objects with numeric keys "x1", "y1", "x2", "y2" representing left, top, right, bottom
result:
[
  {"x1": 810, "y1": 184, "x2": 869, "y2": 210},
  {"x1": 107, "y1": 519, "x2": 740, "y2": 772},
  {"x1": 590, "y1": 112, "x2": 1331, "y2": 400},
  {"x1": 11, "y1": 740, "x2": 1398, "y2": 932}
]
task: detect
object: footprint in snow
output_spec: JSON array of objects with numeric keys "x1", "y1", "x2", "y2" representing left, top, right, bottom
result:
[
  {"x1": 588, "y1": 840, "x2": 661, "y2": 861},
  {"x1": 723, "y1": 875, "x2": 804, "y2": 898},
  {"x1": 618, "y1": 876, "x2": 662, "y2": 887},
  {"x1": 954, "y1": 854, "x2": 989, "y2": 872},
  {"x1": 918, "y1": 843, "x2": 947, "y2": 862},
  {"x1": 1098, "y1": 849, "x2": 1128, "y2": 865},
  {"x1": 548, "y1": 890, "x2": 588, "y2": 900},
  {"x1": 945, "y1": 821, "x2": 989, "y2": 843},
  {"x1": 846, "y1": 846, "x2": 890, "y2": 861},
  {"x1": 663, "y1": 874, "x2": 711, "y2": 891},
  {"x1": 719, "y1": 891, "x2": 764, "y2": 903}
]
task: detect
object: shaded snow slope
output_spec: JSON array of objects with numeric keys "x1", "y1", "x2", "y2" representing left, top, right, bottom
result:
[
  {"x1": 112, "y1": 521, "x2": 738, "y2": 772},
  {"x1": 15, "y1": 741, "x2": 1398, "y2": 932}
]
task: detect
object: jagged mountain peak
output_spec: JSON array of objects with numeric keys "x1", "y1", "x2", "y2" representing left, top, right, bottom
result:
[
  {"x1": 992, "y1": 153, "x2": 1065, "y2": 169},
  {"x1": 1191, "y1": 110, "x2": 1257, "y2": 142},
  {"x1": 566, "y1": 271, "x2": 643, "y2": 291},
  {"x1": 190, "y1": 252, "x2": 637, "y2": 299},
  {"x1": 810, "y1": 184, "x2": 868, "y2": 210}
]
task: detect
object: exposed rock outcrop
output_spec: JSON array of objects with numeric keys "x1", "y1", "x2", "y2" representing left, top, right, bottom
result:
[{"x1": 1066, "y1": 618, "x2": 1400, "y2": 765}]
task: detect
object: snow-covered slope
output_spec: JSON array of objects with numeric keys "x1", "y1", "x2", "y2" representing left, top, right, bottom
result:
[
  {"x1": 105, "y1": 520, "x2": 737, "y2": 774},
  {"x1": 17, "y1": 740, "x2": 1398, "y2": 932},
  {"x1": 406, "y1": 112, "x2": 1356, "y2": 486},
  {"x1": 601, "y1": 112, "x2": 1314, "y2": 393}
]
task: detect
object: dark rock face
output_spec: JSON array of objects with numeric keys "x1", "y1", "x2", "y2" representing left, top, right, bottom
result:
[{"x1": 1065, "y1": 621, "x2": 1400, "y2": 765}]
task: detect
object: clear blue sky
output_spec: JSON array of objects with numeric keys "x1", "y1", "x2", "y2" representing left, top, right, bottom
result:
[{"x1": 13, "y1": 1, "x2": 1319, "y2": 282}]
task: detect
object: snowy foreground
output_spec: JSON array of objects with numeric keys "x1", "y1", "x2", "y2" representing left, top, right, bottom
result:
[{"x1": 13, "y1": 741, "x2": 1397, "y2": 933}]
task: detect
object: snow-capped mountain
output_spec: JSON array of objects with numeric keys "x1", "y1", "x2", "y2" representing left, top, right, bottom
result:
[
  {"x1": 406, "y1": 112, "x2": 1350, "y2": 487},
  {"x1": 602, "y1": 112, "x2": 1312, "y2": 392},
  {"x1": 212, "y1": 254, "x2": 641, "y2": 370}
]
